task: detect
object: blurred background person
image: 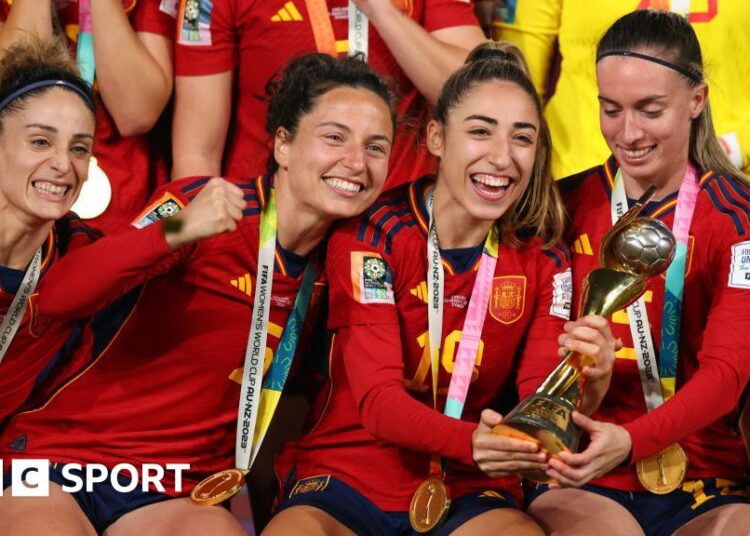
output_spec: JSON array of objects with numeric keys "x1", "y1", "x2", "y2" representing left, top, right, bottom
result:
[
  {"x1": 172, "y1": 0, "x2": 485, "y2": 189},
  {"x1": 493, "y1": 0, "x2": 750, "y2": 181}
]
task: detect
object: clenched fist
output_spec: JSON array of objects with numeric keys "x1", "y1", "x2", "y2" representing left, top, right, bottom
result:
[{"x1": 164, "y1": 178, "x2": 246, "y2": 251}]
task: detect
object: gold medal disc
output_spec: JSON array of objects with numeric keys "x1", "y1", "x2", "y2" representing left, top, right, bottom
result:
[
  {"x1": 190, "y1": 468, "x2": 247, "y2": 506},
  {"x1": 636, "y1": 443, "x2": 688, "y2": 495},
  {"x1": 409, "y1": 477, "x2": 451, "y2": 533}
]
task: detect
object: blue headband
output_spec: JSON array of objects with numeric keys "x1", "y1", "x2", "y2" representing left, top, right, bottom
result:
[
  {"x1": 0, "y1": 79, "x2": 95, "y2": 113},
  {"x1": 596, "y1": 50, "x2": 703, "y2": 84}
]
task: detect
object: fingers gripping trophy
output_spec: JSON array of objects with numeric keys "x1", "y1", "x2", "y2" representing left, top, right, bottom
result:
[{"x1": 493, "y1": 187, "x2": 675, "y2": 482}]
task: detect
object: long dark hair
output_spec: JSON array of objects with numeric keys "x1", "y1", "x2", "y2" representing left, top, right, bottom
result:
[
  {"x1": 264, "y1": 53, "x2": 396, "y2": 175},
  {"x1": 434, "y1": 41, "x2": 565, "y2": 248}
]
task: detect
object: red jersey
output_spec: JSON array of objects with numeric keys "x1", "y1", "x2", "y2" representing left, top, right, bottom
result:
[
  {"x1": 0, "y1": 216, "x2": 101, "y2": 423},
  {"x1": 0, "y1": 0, "x2": 177, "y2": 233},
  {"x1": 0, "y1": 175, "x2": 325, "y2": 495},
  {"x1": 174, "y1": 0, "x2": 478, "y2": 188},
  {"x1": 561, "y1": 157, "x2": 750, "y2": 491},
  {"x1": 277, "y1": 177, "x2": 572, "y2": 511}
]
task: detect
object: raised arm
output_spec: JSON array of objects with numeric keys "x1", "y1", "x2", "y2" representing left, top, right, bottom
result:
[
  {"x1": 354, "y1": 0, "x2": 484, "y2": 104},
  {"x1": 90, "y1": 0, "x2": 174, "y2": 136},
  {"x1": 172, "y1": 71, "x2": 233, "y2": 179}
]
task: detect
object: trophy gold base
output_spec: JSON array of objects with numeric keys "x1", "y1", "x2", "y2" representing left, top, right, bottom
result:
[{"x1": 492, "y1": 393, "x2": 579, "y2": 482}]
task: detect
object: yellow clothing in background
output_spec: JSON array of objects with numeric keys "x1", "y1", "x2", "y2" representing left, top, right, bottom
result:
[{"x1": 494, "y1": 0, "x2": 750, "y2": 179}]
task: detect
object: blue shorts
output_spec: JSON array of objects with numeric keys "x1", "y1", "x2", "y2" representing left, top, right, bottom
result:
[
  {"x1": 277, "y1": 471, "x2": 518, "y2": 536},
  {"x1": 3, "y1": 462, "x2": 171, "y2": 533},
  {"x1": 526, "y1": 478, "x2": 749, "y2": 536}
]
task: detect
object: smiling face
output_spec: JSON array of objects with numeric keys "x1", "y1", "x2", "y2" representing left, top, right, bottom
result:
[
  {"x1": 428, "y1": 79, "x2": 540, "y2": 229},
  {"x1": 274, "y1": 85, "x2": 393, "y2": 221},
  {"x1": 0, "y1": 87, "x2": 95, "y2": 223},
  {"x1": 596, "y1": 50, "x2": 706, "y2": 193}
]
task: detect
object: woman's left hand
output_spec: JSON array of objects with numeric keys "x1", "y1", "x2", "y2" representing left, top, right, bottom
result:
[
  {"x1": 545, "y1": 411, "x2": 632, "y2": 488},
  {"x1": 558, "y1": 315, "x2": 619, "y2": 413}
]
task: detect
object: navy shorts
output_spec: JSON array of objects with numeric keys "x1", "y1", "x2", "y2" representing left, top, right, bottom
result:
[
  {"x1": 277, "y1": 472, "x2": 518, "y2": 536},
  {"x1": 3, "y1": 462, "x2": 171, "y2": 533},
  {"x1": 526, "y1": 478, "x2": 749, "y2": 536}
]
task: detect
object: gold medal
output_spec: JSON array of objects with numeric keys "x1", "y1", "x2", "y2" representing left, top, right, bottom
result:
[
  {"x1": 409, "y1": 477, "x2": 451, "y2": 533},
  {"x1": 71, "y1": 157, "x2": 112, "y2": 219},
  {"x1": 636, "y1": 443, "x2": 688, "y2": 494},
  {"x1": 190, "y1": 468, "x2": 247, "y2": 506}
]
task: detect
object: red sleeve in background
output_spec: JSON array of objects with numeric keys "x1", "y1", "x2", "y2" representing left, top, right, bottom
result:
[
  {"x1": 174, "y1": 0, "x2": 237, "y2": 76},
  {"x1": 131, "y1": 0, "x2": 178, "y2": 38},
  {"x1": 340, "y1": 325, "x2": 477, "y2": 465},
  {"x1": 422, "y1": 0, "x2": 478, "y2": 32}
]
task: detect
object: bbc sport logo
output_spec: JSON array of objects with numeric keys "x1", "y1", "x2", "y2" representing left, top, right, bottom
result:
[{"x1": 0, "y1": 459, "x2": 190, "y2": 496}]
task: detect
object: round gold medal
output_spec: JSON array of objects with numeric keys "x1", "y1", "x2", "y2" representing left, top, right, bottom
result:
[
  {"x1": 190, "y1": 469, "x2": 247, "y2": 506},
  {"x1": 636, "y1": 443, "x2": 688, "y2": 495},
  {"x1": 409, "y1": 477, "x2": 451, "y2": 533}
]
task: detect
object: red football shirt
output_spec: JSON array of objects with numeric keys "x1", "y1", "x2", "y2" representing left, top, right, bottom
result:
[
  {"x1": 277, "y1": 177, "x2": 572, "y2": 511},
  {"x1": 0, "y1": 216, "x2": 101, "y2": 423},
  {"x1": 0, "y1": 0, "x2": 177, "y2": 233},
  {"x1": 0, "y1": 175, "x2": 325, "y2": 495},
  {"x1": 174, "y1": 0, "x2": 479, "y2": 188},
  {"x1": 561, "y1": 157, "x2": 750, "y2": 491}
]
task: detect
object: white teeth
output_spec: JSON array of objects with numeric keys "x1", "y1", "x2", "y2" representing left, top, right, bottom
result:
[
  {"x1": 324, "y1": 178, "x2": 362, "y2": 193},
  {"x1": 471, "y1": 174, "x2": 510, "y2": 188},
  {"x1": 623, "y1": 147, "x2": 653, "y2": 158},
  {"x1": 34, "y1": 182, "x2": 68, "y2": 195}
]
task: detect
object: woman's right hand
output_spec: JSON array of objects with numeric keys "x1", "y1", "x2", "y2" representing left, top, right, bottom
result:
[
  {"x1": 472, "y1": 409, "x2": 549, "y2": 477},
  {"x1": 164, "y1": 178, "x2": 246, "y2": 251}
]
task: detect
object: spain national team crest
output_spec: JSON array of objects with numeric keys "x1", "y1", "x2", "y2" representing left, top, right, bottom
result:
[{"x1": 489, "y1": 276, "x2": 526, "y2": 324}]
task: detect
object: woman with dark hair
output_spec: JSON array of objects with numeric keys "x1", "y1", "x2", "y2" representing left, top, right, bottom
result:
[
  {"x1": 519, "y1": 10, "x2": 750, "y2": 536},
  {"x1": 267, "y1": 41, "x2": 616, "y2": 536},
  {"x1": 0, "y1": 37, "x2": 99, "y2": 424},
  {"x1": 0, "y1": 0, "x2": 176, "y2": 233},
  {"x1": 0, "y1": 53, "x2": 396, "y2": 535}
]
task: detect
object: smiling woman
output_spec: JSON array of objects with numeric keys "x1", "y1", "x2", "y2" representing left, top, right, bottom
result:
[
  {"x1": 528, "y1": 10, "x2": 750, "y2": 536},
  {"x1": 268, "y1": 42, "x2": 617, "y2": 536},
  {"x1": 0, "y1": 37, "x2": 99, "y2": 424},
  {"x1": 0, "y1": 52, "x2": 395, "y2": 535}
]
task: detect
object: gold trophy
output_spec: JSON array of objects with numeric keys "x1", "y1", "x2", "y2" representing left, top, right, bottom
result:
[{"x1": 493, "y1": 186, "x2": 675, "y2": 481}]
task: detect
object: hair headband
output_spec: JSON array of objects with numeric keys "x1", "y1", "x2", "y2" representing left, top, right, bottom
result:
[
  {"x1": 596, "y1": 50, "x2": 702, "y2": 84},
  {"x1": 0, "y1": 79, "x2": 95, "y2": 113}
]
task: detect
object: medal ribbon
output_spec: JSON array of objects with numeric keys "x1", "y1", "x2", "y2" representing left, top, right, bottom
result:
[
  {"x1": 425, "y1": 191, "x2": 498, "y2": 476},
  {"x1": 0, "y1": 249, "x2": 42, "y2": 365},
  {"x1": 303, "y1": 0, "x2": 338, "y2": 56},
  {"x1": 348, "y1": 0, "x2": 369, "y2": 59},
  {"x1": 611, "y1": 163, "x2": 699, "y2": 410},
  {"x1": 76, "y1": 0, "x2": 96, "y2": 85},
  {"x1": 250, "y1": 260, "x2": 317, "y2": 463},
  {"x1": 235, "y1": 189, "x2": 317, "y2": 470}
]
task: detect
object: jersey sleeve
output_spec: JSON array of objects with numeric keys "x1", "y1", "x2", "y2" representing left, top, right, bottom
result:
[
  {"x1": 492, "y1": 0, "x2": 561, "y2": 99},
  {"x1": 339, "y1": 324, "x2": 477, "y2": 465},
  {"x1": 175, "y1": 0, "x2": 237, "y2": 76},
  {"x1": 37, "y1": 180, "x2": 201, "y2": 320},
  {"x1": 624, "y1": 231, "x2": 750, "y2": 463},
  {"x1": 326, "y1": 221, "x2": 402, "y2": 329},
  {"x1": 515, "y1": 244, "x2": 571, "y2": 400},
  {"x1": 131, "y1": 0, "x2": 178, "y2": 38},
  {"x1": 422, "y1": 0, "x2": 479, "y2": 33}
]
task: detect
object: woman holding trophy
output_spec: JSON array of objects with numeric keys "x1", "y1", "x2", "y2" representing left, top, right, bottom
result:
[
  {"x1": 521, "y1": 10, "x2": 750, "y2": 536},
  {"x1": 268, "y1": 42, "x2": 617, "y2": 536}
]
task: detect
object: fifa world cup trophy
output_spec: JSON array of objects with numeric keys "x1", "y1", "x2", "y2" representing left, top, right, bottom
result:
[{"x1": 493, "y1": 186, "x2": 676, "y2": 481}]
